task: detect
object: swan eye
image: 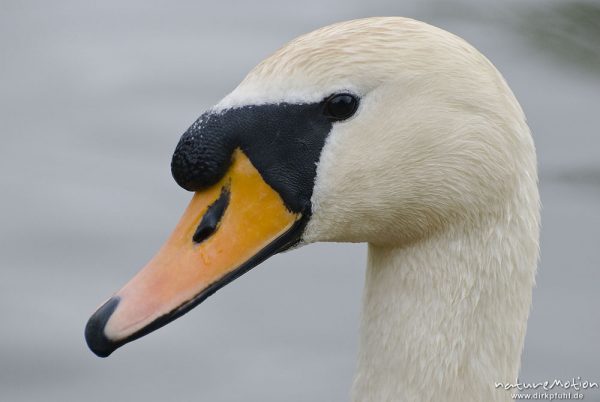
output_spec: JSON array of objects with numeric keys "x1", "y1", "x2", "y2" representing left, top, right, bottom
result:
[{"x1": 324, "y1": 93, "x2": 359, "y2": 121}]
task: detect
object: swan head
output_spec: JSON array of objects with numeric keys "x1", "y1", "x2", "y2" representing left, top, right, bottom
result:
[{"x1": 85, "y1": 17, "x2": 536, "y2": 357}]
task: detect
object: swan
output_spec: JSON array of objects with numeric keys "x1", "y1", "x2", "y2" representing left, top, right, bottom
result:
[{"x1": 85, "y1": 17, "x2": 540, "y2": 402}]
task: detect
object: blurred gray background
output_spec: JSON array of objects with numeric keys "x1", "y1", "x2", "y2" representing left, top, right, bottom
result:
[{"x1": 1, "y1": 0, "x2": 599, "y2": 401}]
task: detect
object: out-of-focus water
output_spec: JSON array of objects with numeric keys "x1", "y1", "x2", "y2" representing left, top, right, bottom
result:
[{"x1": 1, "y1": 1, "x2": 598, "y2": 401}]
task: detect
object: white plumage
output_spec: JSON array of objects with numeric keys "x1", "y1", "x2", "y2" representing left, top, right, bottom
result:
[{"x1": 218, "y1": 17, "x2": 539, "y2": 401}]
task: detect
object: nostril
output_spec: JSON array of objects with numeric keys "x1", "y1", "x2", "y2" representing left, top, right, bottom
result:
[
  {"x1": 193, "y1": 185, "x2": 230, "y2": 243},
  {"x1": 171, "y1": 114, "x2": 235, "y2": 191}
]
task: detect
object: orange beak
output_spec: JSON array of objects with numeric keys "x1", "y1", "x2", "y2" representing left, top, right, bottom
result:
[{"x1": 85, "y1": 149, "x2": 304, "y2": 357}]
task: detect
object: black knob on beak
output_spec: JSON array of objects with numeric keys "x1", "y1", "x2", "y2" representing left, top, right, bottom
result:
[{"x1": 171, "y1": 113, "x2": 235, "y2": 191}]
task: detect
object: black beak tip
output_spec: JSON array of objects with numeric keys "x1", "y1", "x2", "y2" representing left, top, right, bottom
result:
[{"x1": 85, "y1": 296, "x2": 121, "y2": 358}]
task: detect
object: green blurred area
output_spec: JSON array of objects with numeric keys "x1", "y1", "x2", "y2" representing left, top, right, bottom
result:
[{"x1": 520, "y1": 1, "x2": 600, "y2": 73}]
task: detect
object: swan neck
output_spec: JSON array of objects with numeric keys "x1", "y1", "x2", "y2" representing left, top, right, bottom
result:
[{"x1": 351, "y1": 213, "x2": 538, "y2": 402}]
